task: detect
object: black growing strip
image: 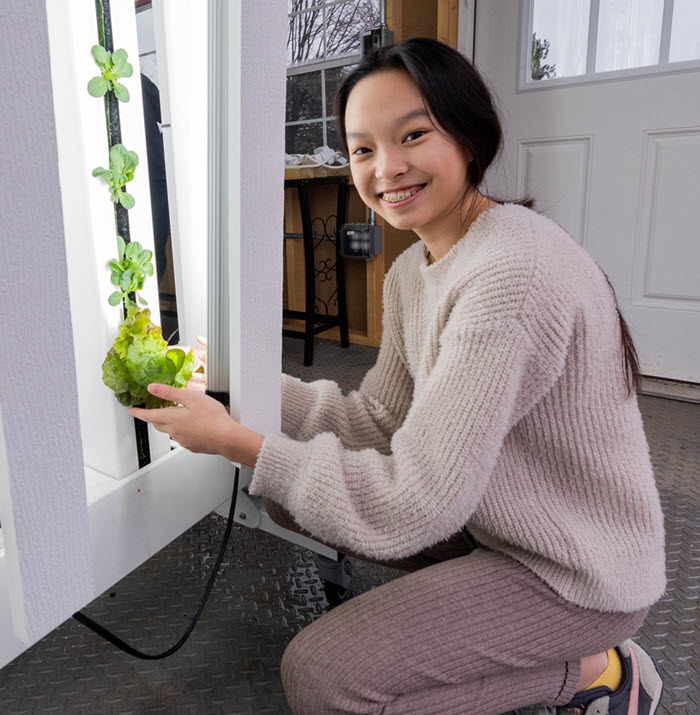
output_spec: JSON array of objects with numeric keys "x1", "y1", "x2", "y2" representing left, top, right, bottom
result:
[{"x1": 95, "y1": 0, "x2": 149, "y2": 468}]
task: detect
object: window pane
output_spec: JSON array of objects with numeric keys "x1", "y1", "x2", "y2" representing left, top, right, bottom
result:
[
  {"x1": 325, "y1": 0, "x2": 380, "y2": 60},
  {"x1": 287, "y1": 7, "x2": 324, "y2": 66},
  {"x1": 669, "y1": 0, "x2": 700, "y2": 63},
  {"x1": 286, "y1": 71, "x2": 323, "y2": 122},
  {"x1": 325, "y1": 64, "x2": 356, "y2": 115},
  {"x1": 325, "y1": 119, "x2": 340, "y2": 153},
  {"x1": 530, "y1": 0, "x2": 590, "y2": 81},
  {"x1": 286, "y1": 122, "x2": 324, "y2": 155},
  {"x1": 595, "y1": 0, "x2": 664, "y2": 72}
]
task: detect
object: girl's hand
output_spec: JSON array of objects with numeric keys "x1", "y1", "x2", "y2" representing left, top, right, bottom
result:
[{"x1": 129, "y1": 383, "x2": 264, "y2": 467}]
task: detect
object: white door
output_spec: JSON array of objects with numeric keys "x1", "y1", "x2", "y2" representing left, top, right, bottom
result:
[{"x1": 473, "y1": 0, "x2": 700, "y2": 383}]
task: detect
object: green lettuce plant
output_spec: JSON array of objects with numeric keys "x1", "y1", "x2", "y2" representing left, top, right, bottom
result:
[
  {"x1": 102, "y1": 307, "x2": 195, "y2": 408},
  {"x1": 93, "y1": 143, "x2": 139, "y2": 209},
  {"x1": 87, "y1": 45, "x2": 133, "y2": 102}
]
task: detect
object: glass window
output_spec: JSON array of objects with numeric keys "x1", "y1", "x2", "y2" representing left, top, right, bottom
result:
[
  {"x1": 524, "y1": 0, "x2": 700, "y2": 88},
  {"x1": 326, "y1": 0, "x2": 379, "y2": 60},
  {"x1": 595, "y1": 0, "x2": 665, "y2": 72},
  {"x1": 286, "y1": 122, "x2": 325, "y2": 155},
  {"x1": 324, "y1": 63, "x2": 356, "y2": 114},
  {"x1": 286, "y1": 71, "x2": 323, "y2": 122},
  {"x1": 531, "y1": 0, "x2": 590, "y2": 82},
  {"x1": 287, "y1": 7, "x2": 325, "y2": 66},
  {"x1": 669, "y1": 0, "x2": 700, "y2": 63},
  {"x1": 286, "y1": 1, "x2": 381, "y2": 154}
]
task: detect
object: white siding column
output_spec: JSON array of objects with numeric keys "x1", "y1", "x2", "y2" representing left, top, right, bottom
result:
[
  {"x1": 0, "y1": 0, "x2": 93, "y2": 643},
  {"x1": 230, "y1": 0, "x2": 286, "y2": 434}
]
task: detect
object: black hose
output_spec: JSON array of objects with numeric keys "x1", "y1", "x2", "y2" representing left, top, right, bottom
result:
[{"x1": 72, "y1": 466, "x2": 239, "y2": 659}]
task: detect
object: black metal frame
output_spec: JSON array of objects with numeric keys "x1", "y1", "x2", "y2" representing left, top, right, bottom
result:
[{"x1": 283, "y1": 176, "x2": 350, "y2": 366}]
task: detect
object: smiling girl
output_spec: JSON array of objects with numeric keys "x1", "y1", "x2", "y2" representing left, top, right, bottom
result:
[{"x1": 132, "y1": 39, "x2": 666, "y2": 715}]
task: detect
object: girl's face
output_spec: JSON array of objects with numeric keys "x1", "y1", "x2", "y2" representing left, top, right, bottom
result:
[{"x1": 344, "y1": 69, "x2": 472, "y2": 245}]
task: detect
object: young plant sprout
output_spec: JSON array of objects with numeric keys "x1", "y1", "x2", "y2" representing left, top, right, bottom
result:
[
  {"x1": 87, "y1": 45, "x2": 133, "y2": 102},
  {"x1": 92, "y1": 143, "x2": 139, "y2": 209},
  {"x1": 108, "y1": 236, "x2": 154, "y2": 307}
]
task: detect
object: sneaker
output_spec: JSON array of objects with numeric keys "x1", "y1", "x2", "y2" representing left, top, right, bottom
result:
[{"x1": 564, "y1": 640, "x2": 664, "y2": 714}]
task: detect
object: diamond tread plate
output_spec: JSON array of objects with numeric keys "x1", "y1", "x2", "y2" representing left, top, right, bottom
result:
[{"x1": 0, "y1": 341, "x2": 697, "y2": 714}]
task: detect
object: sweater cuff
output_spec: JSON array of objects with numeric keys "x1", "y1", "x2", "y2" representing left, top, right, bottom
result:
[{"x1": 249, "y1": 432, "x2": 309, "y2": 508}]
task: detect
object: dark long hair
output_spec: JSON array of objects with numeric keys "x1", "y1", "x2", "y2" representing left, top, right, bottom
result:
[{"x1": 334, "y1": 38, "x2": 640, "y2": 396}]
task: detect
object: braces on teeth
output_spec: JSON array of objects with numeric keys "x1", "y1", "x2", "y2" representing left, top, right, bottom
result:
[{"x1": 383, "y1": 188, "x2": 419, "y2": 203}]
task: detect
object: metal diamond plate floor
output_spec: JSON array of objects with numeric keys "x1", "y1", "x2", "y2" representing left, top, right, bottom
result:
[{"x1": 0, "y1": 337, "x2": 697, "y2": 714}]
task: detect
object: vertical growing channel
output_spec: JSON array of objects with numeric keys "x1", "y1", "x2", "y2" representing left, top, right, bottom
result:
[{"x1": 93, "y1": 0, "x2": 149, "y2": 467}]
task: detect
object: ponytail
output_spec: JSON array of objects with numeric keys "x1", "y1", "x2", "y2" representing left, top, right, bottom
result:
[{"x1": 602, "y1": 272, "x2": 641, "y2": 397}]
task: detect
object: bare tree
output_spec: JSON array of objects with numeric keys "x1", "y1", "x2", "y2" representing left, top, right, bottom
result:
[{"x1": 288, "y1": 0, "x2": 380, "y2": 65}]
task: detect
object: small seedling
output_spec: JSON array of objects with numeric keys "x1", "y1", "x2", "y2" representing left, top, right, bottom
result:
[
  {"x1": 88, "y1": 45, "x2": 134, "y2": 102},
  {"x1": 108, "y1": 235, "x2": 154, "y2": 307},
  {"x1": 93, "y1": 143, "x2": 139, "y2": 209}
]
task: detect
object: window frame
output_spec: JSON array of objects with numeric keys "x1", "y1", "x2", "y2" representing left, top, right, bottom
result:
[{"x1": 518, "y1": 0, "x2": 700, "y2": 92}]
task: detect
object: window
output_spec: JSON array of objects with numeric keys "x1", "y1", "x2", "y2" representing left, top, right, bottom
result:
[
  {"x1": 286, "y1": 0, "x2": 381, "y2": 155},
  {"x1": 523, "y1": 0, "x2": 700, "y2": 88}
]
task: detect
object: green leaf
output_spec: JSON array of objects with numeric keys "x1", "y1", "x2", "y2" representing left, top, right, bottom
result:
[
  {"x1": 92, "y1": 166, "x2": 109, "y2": 178},
  {"x1": 113, "y1": 82, "x2": 130, "y2": 103},
  {"x1": 138, "y1": 295, "x2": 148, "y2": 306},
  {"x1": 91, "y1": 45, "x2": 110, "y2": 67},
  {"x1": 110, "y1": 144, "x2": 126, "y2": 172},
  {"x1": 112, "y1": 49, "x2": 128, "y2": 71},
  {"x1": 120, "y1": 268, "x2": 134, "y2": 291},
  {"x1": 87, "y1": 76, "x2": 109, "y2": 97},
  {"x1": 166, "y1": 349, "x2": 186, "y2": 372},
  {"x1": 117, "y1": 235, "x2": 126, "y2": 258},
  {"x1": 108, "y1": 291, "x2": 123, "y2": 306},
  {"x1": 110, "y1": 271, "x2": 121, "y2": 286},
  {"x1": 143, "y1": 263, "x2": 155, "y2": 277},
  {"x1": 121, "y1": 62, "x2": 134, "y2": 79},
  {"x1": 138, "y1": 249, "x2": 153, "y2": 264},
  {"x1": 120, "y1": 191, "x2": 135, "y2": 210},
  {"x1": 125, "y1": 241, "x2": 140, "y2": 260}
]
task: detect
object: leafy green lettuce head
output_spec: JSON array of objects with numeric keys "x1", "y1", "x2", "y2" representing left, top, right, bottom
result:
[{"x1": 102, "y1": 307, "x2": 196, "y2": 408}]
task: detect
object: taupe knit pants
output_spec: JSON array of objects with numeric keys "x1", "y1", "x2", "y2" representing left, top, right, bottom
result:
[{"x1": 265, "y1": 501, "x2": 647, "y2": 715}]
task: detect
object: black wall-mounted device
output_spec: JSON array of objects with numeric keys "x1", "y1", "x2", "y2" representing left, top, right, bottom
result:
[
  {"x1": 361, "y1": 26, "x2": 395, "y2": 57},
  {"x1": 339, "y1": 223, "x2": 383, "y2": 260}
]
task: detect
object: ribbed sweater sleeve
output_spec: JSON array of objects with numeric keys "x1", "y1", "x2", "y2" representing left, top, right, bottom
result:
[{"x1": 278, "y1": 269, "x2": 414, "y2": 453}]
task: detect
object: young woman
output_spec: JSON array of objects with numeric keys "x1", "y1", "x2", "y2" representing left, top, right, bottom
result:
[{"x1": 132, "y1": 38, "x2": 666, "y2": 715}]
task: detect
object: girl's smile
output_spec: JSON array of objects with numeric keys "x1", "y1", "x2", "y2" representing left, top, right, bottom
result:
[
  {"x1": 344, "y1": 69, "x2": 475, "y2": 253},
  {"x1": 379, "y1": 184, "x2": 425, "y2": 205}
]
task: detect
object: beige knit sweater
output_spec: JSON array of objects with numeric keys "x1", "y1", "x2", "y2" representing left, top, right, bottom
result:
[{"x1": 251, "y1": 204, "x2": 666, "y2": 613}]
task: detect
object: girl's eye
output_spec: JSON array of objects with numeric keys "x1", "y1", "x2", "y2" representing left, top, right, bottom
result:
[
  {"x1": 351, "y1": 147, "x2": 371, "y2": 156},
  {"x1": 404, "y1": 130, "x2": 426, "y2": 143}
]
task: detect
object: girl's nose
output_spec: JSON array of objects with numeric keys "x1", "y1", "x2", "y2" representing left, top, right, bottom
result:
[{"x1": 374, "y1": 147, "x2": 408, "y2": 181}]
